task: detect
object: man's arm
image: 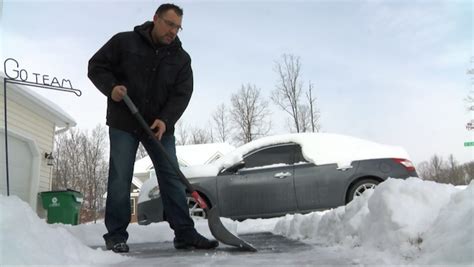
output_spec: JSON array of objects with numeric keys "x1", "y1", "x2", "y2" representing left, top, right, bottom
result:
[{"x1": 88, "y1": 34, "x2": 121, "y2": 98}]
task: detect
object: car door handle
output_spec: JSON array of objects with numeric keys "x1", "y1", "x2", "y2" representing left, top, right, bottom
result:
[
  {"x1": 274, "y1": 172, "x2": 292, "y2": 179},
  {"x1": 337, "y1": 165, "x2": 353, "y2": 171}
]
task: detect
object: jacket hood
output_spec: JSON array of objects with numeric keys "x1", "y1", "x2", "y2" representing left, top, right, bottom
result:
[{"x1": 134, "y1": 21, "x2": 182, "y2": 50}]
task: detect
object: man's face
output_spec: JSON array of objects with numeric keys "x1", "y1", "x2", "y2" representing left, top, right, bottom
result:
[{"x1": 152, "y1": 10, "x2": 182, "y2": 45}]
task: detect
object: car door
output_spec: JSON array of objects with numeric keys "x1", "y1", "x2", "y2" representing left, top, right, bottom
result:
[
  {"x1": 217, "y1": 144, "x2": 298, "y2": 219},
  {"x1": 294, "y1": 147, "x2": 359, "y2": 211}
]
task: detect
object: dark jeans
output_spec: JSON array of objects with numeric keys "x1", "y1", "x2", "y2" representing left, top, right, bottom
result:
[{"x1": 103, "y1": 127, "x2": 196, "y2": 244}]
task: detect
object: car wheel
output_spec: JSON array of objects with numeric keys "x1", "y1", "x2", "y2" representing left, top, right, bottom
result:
[
  {"x1": 186, "y1": 195, "x2": 207, "y2": 219},
  {"x1": 347, "y1": 178, "x2": 380, "y2": 203}
]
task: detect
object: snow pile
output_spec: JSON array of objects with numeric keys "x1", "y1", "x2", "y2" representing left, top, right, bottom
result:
[
  {"x1": 1, "y1": 178, "x2": 472, "y2": 265},
  {"x1": 418, "y1": 182, "x2": 474, "y2": 264},
  {"x1": 273, "y1": 178, "x2": 473, "y2": 264},
  {"x1": 0, "y1": 195, "x2": 124, "y2": 265}
]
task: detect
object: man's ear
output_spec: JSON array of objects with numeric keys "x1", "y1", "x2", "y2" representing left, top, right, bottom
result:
[{"x1": 153, "y1": 14, "x2": 159, "y2": 23}]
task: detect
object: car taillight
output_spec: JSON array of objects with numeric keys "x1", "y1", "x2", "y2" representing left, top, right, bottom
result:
[{"x1": 392, "y1": 158, "x2": 416, "y2": 172}]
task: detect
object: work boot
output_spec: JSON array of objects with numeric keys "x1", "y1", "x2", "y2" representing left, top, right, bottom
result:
[
  {"x1": 105, "y1": 240, "x2": 130, "y2": 253},
  {"x1": 173, "y1": 233, "x2": 219, "y2": 250}
]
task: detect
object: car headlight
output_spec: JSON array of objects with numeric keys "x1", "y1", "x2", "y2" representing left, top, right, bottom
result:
[{"x1": 148, "y1": 186, "x2": 160, "y2": 199}]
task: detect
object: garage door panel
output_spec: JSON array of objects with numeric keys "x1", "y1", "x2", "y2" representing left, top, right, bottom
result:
[{"x1": 0, "y1": 132, "x2": 34, "y2": 203}]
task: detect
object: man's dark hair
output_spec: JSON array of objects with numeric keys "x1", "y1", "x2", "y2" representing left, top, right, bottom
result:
[{"x1": 155, "y1": 3, "x2": 183, "y2": 17}]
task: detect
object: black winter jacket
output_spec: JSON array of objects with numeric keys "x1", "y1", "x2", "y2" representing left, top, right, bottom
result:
[{"x1": 88, "y1": 21, "x2": 193, "y2": 136}]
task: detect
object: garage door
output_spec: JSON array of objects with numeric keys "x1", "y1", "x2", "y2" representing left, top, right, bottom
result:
[{"x1": 0, "y1": 131, "x2": 38, "y2": 205}]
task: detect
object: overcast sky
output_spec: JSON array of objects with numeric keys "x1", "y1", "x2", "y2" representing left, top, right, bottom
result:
[{"x1": 1, "y1": 0, "x2": 472, "y2": 165}]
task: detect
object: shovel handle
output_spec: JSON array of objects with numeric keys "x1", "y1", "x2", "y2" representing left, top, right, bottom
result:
[{"x1": 122, "y1": 94, "x2": 204, "y2": 206}]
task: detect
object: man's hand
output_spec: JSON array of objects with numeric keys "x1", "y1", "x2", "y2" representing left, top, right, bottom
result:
[
  {"x1": 150, "y1": 119, "x2": 166, "y2": 140},
  {"x1": 111, "y1": 85, "x2": 127, "y2": 102}
]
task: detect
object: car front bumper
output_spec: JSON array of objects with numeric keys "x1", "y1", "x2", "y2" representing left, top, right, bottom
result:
[{"x1": 137, "y1": 197, "x2": 164, "y2": 225}]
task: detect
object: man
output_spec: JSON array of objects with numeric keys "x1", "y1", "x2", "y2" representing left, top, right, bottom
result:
[{"x1": 88, "y1": 3, "x2": 218, "y2": 253}]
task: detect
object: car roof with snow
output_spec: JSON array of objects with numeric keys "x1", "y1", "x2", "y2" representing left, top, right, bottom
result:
[{"x1": 180, "y1": 133, "x2": 410, "y2": 178}]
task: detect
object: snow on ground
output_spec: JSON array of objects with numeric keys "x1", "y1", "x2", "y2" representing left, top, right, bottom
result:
[{"x1": 1, "y1": 178, "x2": 473, "y2": 266}]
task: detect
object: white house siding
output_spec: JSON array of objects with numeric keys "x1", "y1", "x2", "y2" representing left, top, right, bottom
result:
[
  {"x1": 3, "y1": 97, "x2": 56, "y2": 192},
  {"x1": 0, "y1": 92, "x2": 55, "y2": 207}
]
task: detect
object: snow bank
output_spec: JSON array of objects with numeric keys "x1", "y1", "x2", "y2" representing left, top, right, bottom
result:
[
  {"x1": 0, "y1": 195, "x2": 124, "y2": 265},
  {"x1": 1, "y1": 178, "x2": 472, "y2": 265},
  {"x1": 417, "y1": 181, "x2": 474, "y2": 264},
  {"x1": 273, "y1": 178, "x2": 473, "y2": 264}
]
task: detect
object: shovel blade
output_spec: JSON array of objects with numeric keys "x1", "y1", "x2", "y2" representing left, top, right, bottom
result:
[{"x1": 206, "y1": 205, "x2": 257, "y2": 252}]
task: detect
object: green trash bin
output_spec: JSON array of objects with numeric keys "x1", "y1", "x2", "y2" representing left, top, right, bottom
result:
[{"x1": 39, "y1": 189, "x2": 83, "y2": 225}]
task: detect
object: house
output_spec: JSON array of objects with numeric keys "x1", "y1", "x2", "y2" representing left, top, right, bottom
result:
[{"x1": 0, "y1": 74, "x2": 76, "y2": 211}]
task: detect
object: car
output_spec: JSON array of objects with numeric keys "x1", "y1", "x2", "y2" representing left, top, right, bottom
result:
[{"x1": 137, "y1": 133, "x2": 417, "y2": 224}]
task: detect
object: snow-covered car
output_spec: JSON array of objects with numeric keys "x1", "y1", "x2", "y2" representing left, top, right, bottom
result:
[{"x1": 137, "y1": 133, "x2": 417, "y2": 224}]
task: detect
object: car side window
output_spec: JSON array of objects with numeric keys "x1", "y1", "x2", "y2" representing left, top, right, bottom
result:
[
  {"x1": 243, "y1": 144, "x2": 297, "y2": 169},
  {"x1": 294, "y1": 144, "x2": 309, "y2": 164}
]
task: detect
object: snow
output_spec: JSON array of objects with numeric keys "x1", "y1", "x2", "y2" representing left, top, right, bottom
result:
[
  {"x1": 1, "y1": 178, "x2": 472, "y2": 265},
  {"x1": 176, "y1": 143, "x2": 236, "y2": 166},
  {"x1": 221, "y1": 133, "x2": 409, "y2": 167}
]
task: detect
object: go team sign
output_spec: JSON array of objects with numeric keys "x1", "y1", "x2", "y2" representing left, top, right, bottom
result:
[
  {"x1": 4, "y1": 58, "x2": 74, "y2": 89},
  {"x1": 3, "y1": 58, "x2": 82, "y2": 96}
]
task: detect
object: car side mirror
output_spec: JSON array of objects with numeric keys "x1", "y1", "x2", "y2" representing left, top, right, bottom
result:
[{"x1": 222, "y1": 161, "x2": 245, "y2": 174}]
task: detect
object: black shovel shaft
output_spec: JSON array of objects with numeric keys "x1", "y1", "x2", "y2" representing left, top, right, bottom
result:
[
  {"x1": 122, "y1": 95, "x2": 209, "y2": 207},
  {"x1": 123, "y1": 95, "x2": 188, "y2": 188}
]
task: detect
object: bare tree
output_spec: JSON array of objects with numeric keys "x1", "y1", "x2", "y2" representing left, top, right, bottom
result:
[
  {"x1": 190, "y1": 126, "x2": 213, "y2": 144},
  {"x1": 80, "y1": 125, "x2": 108, "y2": 222},
  {"x1": 52, "y1": 125, "x2": 108, "y2": 223},
  {"x1": 175, "y1": 120, "x2": 190, "y2": 145},
  {"x1": 297, "y1": 105, "x2": 311, "y2": 133},
  {"x1": 417, "y1": 161, "x2": 431, "y2": 181},
  {"x1": 272, "y1": 54, "x2": 321, "y2": 133},
  {"x1": 272, "y1": 54, "x2": 303, "y2": 132},
  {"x1": 430, "y1": 154, "x2": 446, "y2": 182},
  {"x1": 464, "y1": 161, "x2": 474, "y2": 184},
  {"x1": 53, "y1": 128, "x2": 85, "y2": 190},
  {"x1": 213, "y1": 103, "x2": 231, "y2": 143},
  {"x1": 418, "y1": 154, "x2": 473, "y2": 185},
  {"x1": 306, "y1": 82, "x2": 321, "y2": 132},
  {"x1": 230, "y1": 84, "x2": 271, "y2": 144}
]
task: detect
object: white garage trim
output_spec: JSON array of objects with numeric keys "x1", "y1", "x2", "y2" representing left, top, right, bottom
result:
[
  {"x1": 2, "y1": 74, "x2": 77, "y2": 128},
  {"x1": 0, "y1": 127, "x2": 40, "y2": 208}
]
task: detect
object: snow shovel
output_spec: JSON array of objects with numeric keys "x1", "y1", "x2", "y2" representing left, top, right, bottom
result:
[{"x1": 123, "y1": 94, "x2": 257, "y2": 252}]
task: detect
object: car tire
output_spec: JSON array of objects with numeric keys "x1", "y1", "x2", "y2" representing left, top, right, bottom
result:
[
  {"x1": 186, "y1": 195, "x2": 208, "y2": 219},
  {"x1": 347, "y1": 178, "x2": 380, "y2": 203}
]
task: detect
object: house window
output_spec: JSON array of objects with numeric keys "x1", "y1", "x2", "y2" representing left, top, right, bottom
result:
[{"x1": 130, "y1": 198, "x2": 136, "y2": 215}]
